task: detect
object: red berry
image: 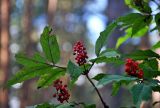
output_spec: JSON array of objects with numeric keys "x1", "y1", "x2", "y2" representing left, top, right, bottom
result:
[
  {"x1": 73, "y1": 41, "x2": 88, "y2": 66},
  {"x1": 125, "y1": 58, "x2": 144, "y2": 79},
  {"x1": 52, "y1": 79, "x2": 70, "y2": 103}
]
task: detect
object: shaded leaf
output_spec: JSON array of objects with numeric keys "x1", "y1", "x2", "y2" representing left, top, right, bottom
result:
[
  {"x1": 126, "y1": 50, "x2": 160, "y2": 60},
  {"x1": 83, "y1": 104, "x2": 96, "y2": 108},
  {"x1": 95, "y1": 22, "x2": 117, "y2": 56},
  {"x1": 90, "y1": 57, "x2": 124, "y2": 65},
  {"x1": 56, "y1": 103, "x2": 74, "y2": 108},
  {"x1": 111, "y1": 82, "x2": 121, "y2": 96},
  {"x1": 130, "y1": 84, "x2": 152, "y2": 106},
  {"x1": 67, "y1": 61, "x2": 83, "y2": 85},
  {"x1": 92, "y1": 73, "x2": 106, "y2": 81},
  {"x1": 117, "y1": 13, "x2": 143, "y2": 26},
  {"x1": 155, "y1": 13, "x2": 160, "y2": 32},
  {"x1": 100, "y1": 49, "x2": 120, "y2": 58},
  {"x1": 139, "y1": 59, "x2": 160, "y2": 78},
  {"x1": 98, "y1": 75, "x2": 137, "y2": 86}
]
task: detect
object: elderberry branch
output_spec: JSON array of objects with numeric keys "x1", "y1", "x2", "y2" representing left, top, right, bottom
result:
[{"x1": 85, "y1": 74, "x2": 109, "y2": 108}]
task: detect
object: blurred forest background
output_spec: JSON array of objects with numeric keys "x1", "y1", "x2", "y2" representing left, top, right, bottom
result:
[{"x1": 0, "y1": 0, "x2": 159, "y2": 108}]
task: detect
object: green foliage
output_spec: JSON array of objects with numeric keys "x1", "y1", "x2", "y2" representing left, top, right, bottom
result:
[
  {"x1": 90, "y1": 57, "x2": 123, "y2": 65},
  {"x1": 130, "y1": 83, "x2": 152, "y2": 107},
  {"x1": 15, "y1": 53, "x2": 47, "y2": 67},
  {"x1": 37, "y1": 68, "x2": 66, "y2": 89},
  {"x1": 116, "y1": 27, "x2": 148, "y2": 48},
  {"x1": 67, "y1": 61, "x2": 83, "y2": 84},
  {"x1": 34, "y1": 102, "x2": 96, "y2": 108},
  {"x1": 139, "y1": 59, "x2": 160, "y2": 78},
  {"x1": 6, "y1": 26, "x2": 63, "y2": 88},
  {"x1": 151, "y1": 41, "x2": 160, "y2": 50},
  {"x1": 56, "y1": 103, "x2": 74, "y2": 108},
  {"x1": 7, "y1": 65, "x2": 52, "y2": 87},
  {"x1": 40, "y1": 26, "x2": 60, "y2": 64},
  {"x1": 35, "y1": 103, "x2": 55, "y2": 108},
  {"x1": 82, "y1": 104, "x2": 96, "y2": 108},
  {"x1": 97, "y1": 74, "x2": 137, "y2": 86},
  {"x1": 111, "y1": 82, "x2": 121, "y2": 96},
  {"x1": 125, "y1": 0, "x2": 151, "y2": 13},
  {"x1": 92, "y1": 73, "x2": 106, "y2": 81},
  {"x1": 95, "y1": 22, "x2": 117, "y2": 56},
  {"x1": 7, "y1": 2, "x2": 160, "y2": 106},
  {"x1": 90, "y1": 49, "x2": 123, "y2": 65},
  {"x1": 96, "y1": 74, "x2": 137, "y2": 96},
  {"x1": 115, "y1": 12, "x2": 152, "y2": 48},
  {"x1": 155, "y1": 13, "x2": 160, "y2": 32},
  {"x1": 126, "y1": 50, "x2": 160, "y2": 60},
  {"x1": 100, "y1": 49, "x2": 120, "y2": 58}
]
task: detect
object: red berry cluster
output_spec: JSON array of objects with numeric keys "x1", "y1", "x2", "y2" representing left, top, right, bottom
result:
[
  {"x1": 125, "y1": 58, "x2": 144, "y2": 79},
  {"x1": 73, "y1": 41, "x2": 88, "y2": 66},
  {"x1": 53, "y1": 79, "x2": 70, "y2": 103}
]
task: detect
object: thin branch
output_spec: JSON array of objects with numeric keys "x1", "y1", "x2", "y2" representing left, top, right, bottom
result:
[{"x1": 86, "y1": 74, "x2": 109, "y2": 108}]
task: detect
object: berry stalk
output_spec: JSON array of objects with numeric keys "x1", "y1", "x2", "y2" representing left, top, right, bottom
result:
[{"x1": 86, "y1": 74, "x2": 109, "y2": 108}]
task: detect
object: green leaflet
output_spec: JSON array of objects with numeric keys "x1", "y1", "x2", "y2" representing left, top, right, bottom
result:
[
  {"x1": 116, "y1": 26, "x2": 148, "y2": 49},
  {"x1": 100, "y1": 49, "x2": 120, "y2": 58},
  {"x1": 95, "y1": 13, "x2": 151, "y2": 55},
  {"x1": 40, "y1": 26, "x2": 60, "y2": 64},
  {"x1": 139, "y1": 59, "x2": 159, "y2": 78},
  {"x1": 90, "y1": 57, "x2": 124, "y2": 65},
  {"x1": 35, "y1": 102, "x2": 55, "y2": 108},
  {"x1": 155, "y1": 13, "x2": 160, "y2": 32},
  {"x1": 67, "y1": 61, "x2": 83, "y2": 85},
  {"x1": 95, "y1": 22, "x2": 117, "y2": 56},
  {"x1": 130, "y1": 84, "x2": 152, "y2": 107},
  {"x1": 151, "y1": 41, "x2": 160, "y2": 50},
  {"x1": 56, "y1": 103, "x2": 74, "y2": 108},
  {"x1": 125, "y1": 0, "x2": 151, "y2": 14},
  {"x1": 82, "y1": 104, "x2": 96, "y2": 108},
  {"x1": 6, "y1": 65, "x2": 52, "y2": 87},
  {"x1": 98, "y1": 74, "x2": 137, "y2": 86},
  {"x1": 126, "y1": 50, "x2": 160, "y2": 60},
  {"x1": 15, "y1": 53, "x2": 47, "y2": 67},
  {"x1": 111, "y1": 82, "x2": 121, "y2": 96},
  {"x1": 37, "y1": 68, "x2": 66, "y2": 89},
  {"x1": 92, "y1": 73, "x2": 106, "y2": 81}
]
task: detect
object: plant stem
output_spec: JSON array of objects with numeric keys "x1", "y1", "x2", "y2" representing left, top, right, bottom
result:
[{"x1": 86, "y1": 74, "x2": 109, "y2": 108}]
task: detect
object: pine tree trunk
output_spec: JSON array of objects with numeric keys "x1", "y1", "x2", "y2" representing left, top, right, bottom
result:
[
  {"x1": 20, "y1": 0, "x2": 33, "y2": 107},
  {"x1": 0, "y1": 0, "x2": 10, "y2": 108},
  {"x1": 47, "y1": 0, "x2": 57, "y2": 25}
]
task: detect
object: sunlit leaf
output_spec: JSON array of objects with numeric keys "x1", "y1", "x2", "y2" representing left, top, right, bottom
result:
[
  {"x1": 40, "y1": 26, "x2": 60, "y2": 64},
  {"x1": 37, "y1": 68, "x2": 66, "y2": 89},
  {"x1": 151, "y1": 41, "x2": 160, "y2": 50},
  {"x1": 6, "y1": 65, "x2": 52, "y2": 87},
  {"x1": 15, "y1": 53, "x2": 47, "y2": 67}
]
